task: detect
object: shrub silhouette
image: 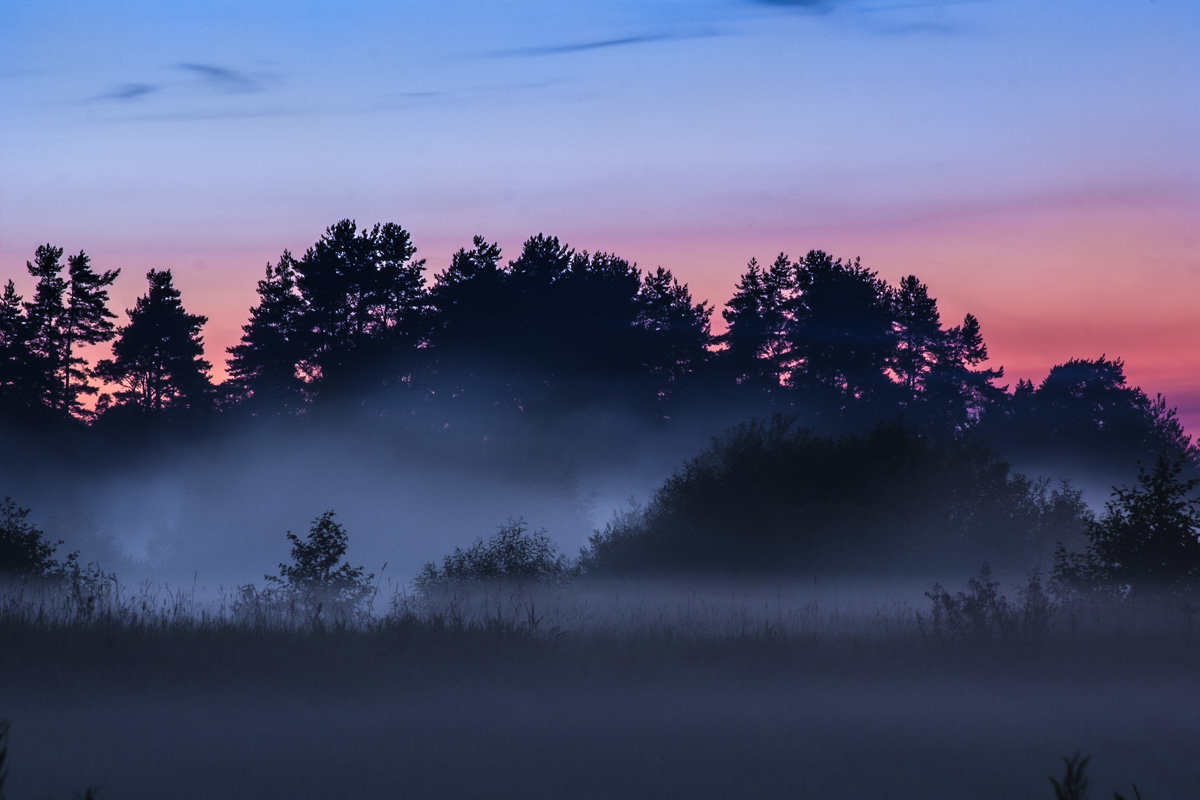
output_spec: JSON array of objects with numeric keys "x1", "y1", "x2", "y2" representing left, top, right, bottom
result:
[
  {"x1": 583, "y1": 417, "x2": 1089, "y2": 575},
  {"x1": 1054, "y1": 453, "x2": 1200, "y2": 599},
  {"x1": 919, "y1": 565, "x2": 1055, "y2": 642},
  {"x1": 1049, "y1": 752, "x2": 1144, "y2": 800},
  {"x1": 260, "y1": 510, "x2": 374, "y2": 622},
  {"x1": 0, "y1": 498, "x2": 59, "y2": 577},
  {"x1": 0, "y1": 498, "x2": 113, "y2": 619},
  {"x1": 415, "y1": 519, "x2": 569, "y2": 592}
]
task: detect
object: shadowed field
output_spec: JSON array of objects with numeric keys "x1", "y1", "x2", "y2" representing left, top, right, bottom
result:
[{"x1": 2, "y1": 581, "x2": 1198, "y2": 799}]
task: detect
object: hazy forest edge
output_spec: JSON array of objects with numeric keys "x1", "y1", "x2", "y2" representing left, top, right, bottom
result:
[{"x1": 1, "y1": 219, "x2": 1197, "y2": 591}]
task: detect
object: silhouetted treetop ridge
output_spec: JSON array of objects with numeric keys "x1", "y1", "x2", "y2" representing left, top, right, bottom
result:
[{"x1": 0, "y1": 226, "x2": 1191, "y2": 492}]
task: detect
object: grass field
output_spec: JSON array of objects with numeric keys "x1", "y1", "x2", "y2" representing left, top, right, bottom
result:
[{"x1": 1, "y1": 578, "x2": 1198, "y2": 799}]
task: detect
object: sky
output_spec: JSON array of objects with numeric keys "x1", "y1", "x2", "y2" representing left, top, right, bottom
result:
[{"x1": 2, "y1": 0, "x2": 1198, "y2": 432}]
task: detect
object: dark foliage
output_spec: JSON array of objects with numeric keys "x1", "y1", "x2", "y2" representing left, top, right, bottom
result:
[
  {"x1": 919, "y1": 565, "x2": 1055, "y2": 642},
  {"x1": 582, "y1": 418, "x2": 1090, "y2": 574},
  {"x1": 788, "y1": 250, "x2": 898, "y2": 408},
  {"x1": 225, "y1": 252, "x2": 307, "y2": 414},
  {"x1": 1049, "y1": 752, "x2": 1144, "y2": 800},
  {"x1": 2, "y1": 230, "x2": 1190, "y2": 488},
  {"x1": 416, "y1": 519, "x2": 570, "y2": 591},
  {"x1": 1054, "y1": 453, "x2": 1200, "y2": 598},
  {"x1": 426, "y1": 234, "x2": 712, "y2": 421},
  {"x1": 714, "y1": 250, "x2": 1005, "y2": 432},
  {"x1": 293, "y1": 220, "x2": 428, "y2": 397},
  {"x1": 95, "y1": 269, "x2": 212, "y2": 415},
  {"x1": 0, "y1": 280, "x2": 37, "y2": 414},
  {"x1": 262, "y1": 510, "x2": 374, "y2": 618},
  {"x1": 1049, "y1": 752, "x2": 1090, "y2": 800},
  {"x1": 0, "y1": 497, "x2": 59, "y2": 577},
  {"x1": 980, "y1": 357, "x2": 1195, "y2": 476},
  {"x1": 0, "y1": 246, "x2": 119, "y2": 419},
  {"x1": 0, "y1": 498, "x2": 114, "y2": 620},
  {"x1": 720, "y1": 253, "x2": 792, "y2": 391}
]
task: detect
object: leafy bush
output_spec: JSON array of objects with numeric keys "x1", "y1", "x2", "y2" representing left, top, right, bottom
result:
[
  {"x1": 415, "y1": 519, "x2": 569, "y2": 592},
  {"x1": 582, "y1": 417, "x2": 1091, "y2": 575},
  {"x1": 918, "y1": 565, "x2": 1055, "y2": 642},
  {"x1": 0, "y1": 497, "x2": 115, "y2": 619},
  {"x1": 248, "y1": 510, "x2": 374, "y2": 624},
  {"x1": 0, "y1": 497, "x2": 60, "y2": 577},
  {"x1": 1054, "y1": 453, "x2": 1200, "y2": 600}
]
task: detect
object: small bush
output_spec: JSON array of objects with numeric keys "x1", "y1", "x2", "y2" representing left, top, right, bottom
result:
[
  {"x1": 0, "y1": 498, "x2": 115, "y2": 621},
  {"x1": 919, "y1": 564, "x2": 1055, "y2": 642},
  {"x1": 415, "y1": 519, "x2": 569, "y2": 593},
  {"x1": 248, "y1": 510, "x2": 375, "y2": 625},
  {"x1": 0, "y1": 497, "x2": 60, "y2": 577}
]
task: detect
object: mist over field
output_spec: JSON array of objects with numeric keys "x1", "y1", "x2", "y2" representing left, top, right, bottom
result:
[
  {"x1": 3, "y1": 576, "x2": 1200, "y2": 800},
  {"x1": 0, "y1": 405, "x2": 727, "y2": 590},
  {"x1": 0, "y1": 406, "x2": 1124, "y2": 594}
]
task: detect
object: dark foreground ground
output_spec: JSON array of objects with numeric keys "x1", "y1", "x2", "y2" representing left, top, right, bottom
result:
[{"x1": 1, "y1": 590, "x2": 1199, "y2": 799}]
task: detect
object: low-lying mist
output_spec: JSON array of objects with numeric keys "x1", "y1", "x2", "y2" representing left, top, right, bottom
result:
[
  {"x1": 2, "y1": 384, "x2": 1154, "y2": 600},
  {"x1": 3, "y1": 572, "x2": 1199, "y2": 800},
  {"x1": 2, "y1": 405, "x2": 728, "y2": 591}
]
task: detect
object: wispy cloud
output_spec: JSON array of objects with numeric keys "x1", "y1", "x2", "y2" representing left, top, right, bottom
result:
[
  {"x1": 493, "y1": 33, "x2": 705, "y2": 58},
  {"x1": 102, "y1": 83, "x2": 159, "y2": 101},
  {"x1": 90, "y1": 62, "x2": 275, "y2": 108},
  {"x1": 175, "y1": 63, "x2": 264, "y2": 93}
]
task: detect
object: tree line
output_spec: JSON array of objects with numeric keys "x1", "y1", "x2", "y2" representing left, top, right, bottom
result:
[{"x1": 0, "y1": 219, "x2": 1193, "y2": 473}]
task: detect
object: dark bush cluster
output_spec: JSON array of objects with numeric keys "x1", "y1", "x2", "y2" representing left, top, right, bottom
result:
[
  {"x1": 0, "y1": 497, "x2": 59, "y2": 577},
  {"x1": 919, "y1": 565, "x2": 1055, "y2": 642},
  {"x1": 0, "y1": 497, "x2": 113, "y2": 619},
  {"x1": 1054, "y1": 453, "x2": 1200, "y2": 601},
  {"x1": 237, "y1": 510, "x2": 375, "y2": 625},
  {"x1": 581, "y1": 418, "x2": 1091, "y2": 575},
  {"x1": 415, "y1": 519, "x2": 570, "y2": 592}
]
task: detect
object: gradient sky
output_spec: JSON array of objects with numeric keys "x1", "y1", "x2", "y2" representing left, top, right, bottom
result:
[{"x1": 2, "y1": 0, "x2": 1197, "y2": 431}]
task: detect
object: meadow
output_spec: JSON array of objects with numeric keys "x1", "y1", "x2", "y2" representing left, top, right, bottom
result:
[{"x1": 1, "y1": 575, "x2": 1197, "y2": 799}]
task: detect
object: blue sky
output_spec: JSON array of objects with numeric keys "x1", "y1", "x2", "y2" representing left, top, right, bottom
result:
[{"x1": 2, "y1": 0, "x2": 1198, "y2": 426}]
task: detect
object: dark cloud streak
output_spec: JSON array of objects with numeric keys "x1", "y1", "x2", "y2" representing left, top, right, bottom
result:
[
  {"x1": 175, "y1": 63, "x2": 263, "y2": 93},
  {"x1": 102, "y1": 83, "x2": 159, "y2": 101},
  {"x1": 493, "y1": 34, "x2": 691, "y2": 58}
]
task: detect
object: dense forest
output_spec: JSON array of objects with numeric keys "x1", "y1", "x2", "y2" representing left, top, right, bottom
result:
[{"x1": 1, "y1": 220, "x2": 1196, "y2": 581}]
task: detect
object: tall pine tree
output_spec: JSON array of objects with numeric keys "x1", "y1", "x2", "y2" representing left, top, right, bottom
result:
[
  {"x1": 59, "y1": 251, "x2": 120, "y2": 415},
  {"x1": 788, "y1": 250, "x2": 897, "y2": 408},
  {"x1": 226, "y1": 252, "x2": 306, "y2": 414},
  {"x1": 22, "y1": 244, "x2": 67, "y2": 410},
  {"x1": 96, "y1": 269, "x2": 212, "y2": 413},
  {"x1": 720, "y1": 253, "x2": 791, "y2": 389},
  {"x1": 0, "y1": 281, "x2": 38, "y2": 412},
  {"x1": 18, "y1": 245, "x2": 119, "y2": 416},
  {"x1": 294, "y1": 220, "x2": 428, "y2": 392},
  {"x1": 890, "y1": 274, "x2": 943, "y2": 401}
]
